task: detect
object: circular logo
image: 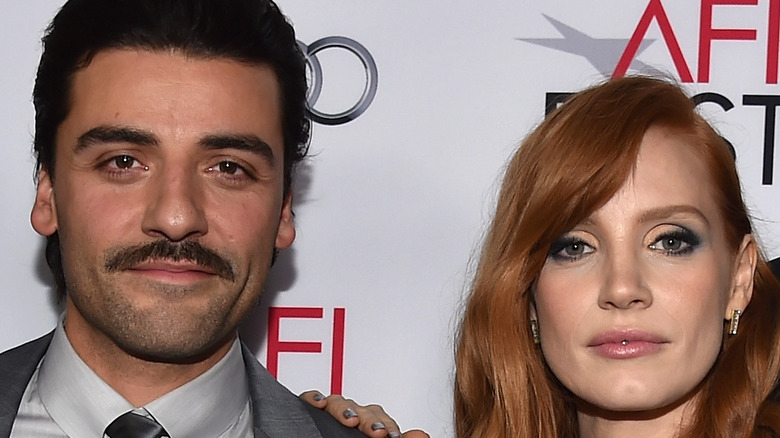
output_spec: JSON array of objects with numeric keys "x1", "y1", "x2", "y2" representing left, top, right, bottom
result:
[{"x1": 298, "y1": 37, "x2": 379, "y2": 126}]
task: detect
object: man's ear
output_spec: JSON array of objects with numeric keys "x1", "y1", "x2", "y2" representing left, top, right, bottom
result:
[
  {"x1": 30, "y1": 168, "x2": 58, "y2": 237},
  {"x1": 725, "y1": 234, "x2": 757, "y2": 319},
  {"x1": 275, "y1": 193, "x2": 295, "y2": 250}
]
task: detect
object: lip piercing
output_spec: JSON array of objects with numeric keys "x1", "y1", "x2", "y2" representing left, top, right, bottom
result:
[{"x1": 621, "y1": 340, "x2": 629, "y2": 346}]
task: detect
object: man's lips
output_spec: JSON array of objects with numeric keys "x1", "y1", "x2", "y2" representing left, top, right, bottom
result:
[
  {"x1": 126, "y1": 260, "x2": 218, "y2": 282},
  {"x1": 588, "y1": 329, "x2": 669, "y2": 359},
  {"x1": 104, "y1": 240, "x2": 237, "y2": 281}
]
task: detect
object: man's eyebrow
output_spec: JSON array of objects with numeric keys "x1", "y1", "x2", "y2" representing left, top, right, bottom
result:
[
  {"x1": 638, "y1": 205, "x2": 711, "y2": 227},
  {"x1": 198, "y1": 134, "x2": 276, "y2": 166},
  {"x1": 76, "y1": 126, "x2": 159, "y2": 152}
]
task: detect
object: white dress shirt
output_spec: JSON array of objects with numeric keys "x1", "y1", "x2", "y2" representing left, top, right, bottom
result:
[{"x1": 10, "y1": 320, "x2": 253, "y2": 437}]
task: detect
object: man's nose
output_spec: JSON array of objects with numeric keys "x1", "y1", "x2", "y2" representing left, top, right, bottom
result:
[{"x1": 141, "y1": 165, "x2": 208, "y2": 242}]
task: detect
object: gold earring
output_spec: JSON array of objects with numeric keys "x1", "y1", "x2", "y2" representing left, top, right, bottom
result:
[
  {"x1": 728, "y1": 309, "x2": 742, "y2": 335},
  {"x1": 531, "y1": 319, "x2": 541, "y2": 344}
]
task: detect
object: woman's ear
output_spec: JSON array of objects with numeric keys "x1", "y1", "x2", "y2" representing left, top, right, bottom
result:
[
  {"x1": 725, "y1": 234, "x2": 757, "y2": 318},
  {"x1": 30, "y1": 168, "x2": 58, "y2": 237}
]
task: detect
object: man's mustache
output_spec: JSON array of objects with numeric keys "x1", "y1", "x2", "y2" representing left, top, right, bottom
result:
[{"x1": 104, "y1": 240, "x2": 236, "y2": 281}]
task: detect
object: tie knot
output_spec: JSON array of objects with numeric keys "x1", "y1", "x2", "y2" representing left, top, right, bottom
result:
[{"x1": 105, "y1": 411, "x2": 169, "y2": 438}]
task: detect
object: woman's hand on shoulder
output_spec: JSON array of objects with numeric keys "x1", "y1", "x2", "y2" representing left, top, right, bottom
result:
[{"x1": 300, "y1": 390, "x2": 429, "y2": 438}]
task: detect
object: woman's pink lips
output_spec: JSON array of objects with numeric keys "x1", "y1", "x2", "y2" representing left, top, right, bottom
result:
[{"x1": 588, "y1": 330, "x2": 669, "y2": 359}]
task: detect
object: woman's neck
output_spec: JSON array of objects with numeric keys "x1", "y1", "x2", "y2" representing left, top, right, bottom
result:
[{"x1": 576, "y1": 393, "x2": 698, "y2": 438}]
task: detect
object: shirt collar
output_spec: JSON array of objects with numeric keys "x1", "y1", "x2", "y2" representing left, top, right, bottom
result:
[
  {"x1": 146, "y1": 336, "x2": 249, "y2": 437},
  {"x1": 38, "y1": 319, "x2": 250, "y2": 437}
]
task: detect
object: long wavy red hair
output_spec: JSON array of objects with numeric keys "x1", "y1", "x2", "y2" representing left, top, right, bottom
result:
[{"x1": 454, "y1": 76, "x2": 780, "y2": 437}]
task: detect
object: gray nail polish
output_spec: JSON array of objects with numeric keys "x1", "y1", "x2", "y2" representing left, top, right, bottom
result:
[
  {"x1": 343, "y1": 408, "x2": 357, "y2": 419},
  {"x1": 313, "y1": 393, "x2": 324, "y2": 401},
  {"x1": 388, "y1": 432, "x2": 401, "y2": 438},
  {"x1": 371, "y1": 422, "x2": 386, "y2": 431}
]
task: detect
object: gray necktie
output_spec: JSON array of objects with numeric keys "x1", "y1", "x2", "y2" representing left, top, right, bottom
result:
[{"x1": 104, "y1": 411, "x2": 170, "y2": 438}]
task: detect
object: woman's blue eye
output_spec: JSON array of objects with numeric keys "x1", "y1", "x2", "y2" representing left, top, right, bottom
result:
[
  {"x1": 650, "y1": 229, "x2": 701, "y2": 256},
  {"x1": 563, "y1": 242, "x2": 585, "y2": 256},
  {"x1": 548, "y1": 237, "x2": 593, "y2": 262},
  {"x1": 660, "y1": 237, "x2": 683, "y2": 251}
]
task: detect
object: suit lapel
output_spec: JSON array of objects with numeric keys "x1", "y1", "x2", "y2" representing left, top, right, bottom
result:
[
  {"x1": 241, "y1": 343, "x2": 322, "y2": 438},
  {"x1": 0, "y1": 332, "x2": 53, "y2": 437}
]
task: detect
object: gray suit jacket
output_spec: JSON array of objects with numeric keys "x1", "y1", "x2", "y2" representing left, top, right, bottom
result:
[{"x1": 0, "y1": 333, "x2": 363, "y2": 438}]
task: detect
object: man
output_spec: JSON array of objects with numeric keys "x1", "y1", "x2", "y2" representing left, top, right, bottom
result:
[{"x1": 0, "y1": 0, "x2": 367, "y2": 436}]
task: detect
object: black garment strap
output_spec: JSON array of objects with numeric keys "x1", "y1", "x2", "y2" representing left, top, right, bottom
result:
[{"x1": 104, "y1": 411, "x2": 169, "y2": 438}]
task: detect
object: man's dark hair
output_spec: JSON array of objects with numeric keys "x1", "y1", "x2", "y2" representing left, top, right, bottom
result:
[{"x1": 33, "y1": 0, "x2": 310, "y2": 294}]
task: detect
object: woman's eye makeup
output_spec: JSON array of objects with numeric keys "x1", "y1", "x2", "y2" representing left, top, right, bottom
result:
[
  {"x1": 548, "y1": 226, "x2": 702, "y2": 262},
  {"x1": 548, "y1": 236, "x2": 594, "y2": 262},
  {"x1": 648, "y1": 227, "x2": 701, "y2": 256}
]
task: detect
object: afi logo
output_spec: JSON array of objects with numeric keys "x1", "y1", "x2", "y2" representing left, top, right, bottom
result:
[
  {"x1": 266, "y1": 307, "x2": 347, "y2": 394},
  {"x1": 615, "y1": 0, "x2": 780, "y2": 83}
]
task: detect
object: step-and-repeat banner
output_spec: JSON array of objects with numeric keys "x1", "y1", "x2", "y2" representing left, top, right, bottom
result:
[{"x1": 2, "y1": 1, "x2": 779, "y2": 435}]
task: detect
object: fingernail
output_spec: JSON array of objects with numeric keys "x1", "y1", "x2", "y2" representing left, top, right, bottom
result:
[
  {"x1": 389, "y1": 432, "x2": 401, "y2": 438},
  {"x1": 371, "y1": 422, "x2": 386, "y2": 431},
  {"x1": 313, "y1": 393, "x2": 324, "y2": 401},
  {"x1": 343, "y1": 408, "x2": 357, "y2": 419}
]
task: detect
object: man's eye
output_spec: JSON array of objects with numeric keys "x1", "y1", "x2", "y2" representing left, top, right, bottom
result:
[
  {"x1": 207, "y1": 161, "x2": 257, "y2": 183},
  {"x1": 112, "y1": 155, "x2": 137, "y2": 169},
  {"x1": 216, "y1": 161, "x2": 241, "y2": 175}
]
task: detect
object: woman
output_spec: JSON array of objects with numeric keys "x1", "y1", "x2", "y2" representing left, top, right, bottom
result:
[
  {"x1": 310, "y1": 76, "x2": 780, "y2": 437},
  {"x1": 454, "y1": 76, "x2": 780, "y2": 437}
]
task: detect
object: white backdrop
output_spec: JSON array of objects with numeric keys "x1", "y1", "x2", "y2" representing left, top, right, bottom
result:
[{"x1": 2, "y1": 1, "x2": 779, "y2": 436}]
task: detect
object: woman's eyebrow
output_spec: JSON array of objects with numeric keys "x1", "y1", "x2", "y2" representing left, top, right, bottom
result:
[{"x1": 638, "y1": 205, "x2": 711, "y2": 227}]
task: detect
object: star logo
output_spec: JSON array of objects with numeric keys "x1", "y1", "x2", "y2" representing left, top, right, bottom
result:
[{"x1": 517, "y1": 15, "x2": 655, "y2": 78}]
